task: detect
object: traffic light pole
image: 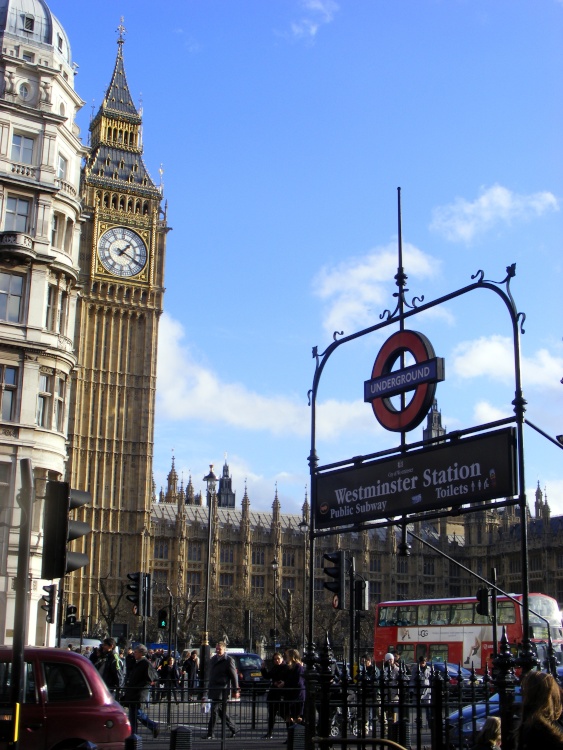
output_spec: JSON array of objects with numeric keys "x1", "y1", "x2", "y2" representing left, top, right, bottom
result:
[{"x1": 10, "y1": 458, "x2": 34, "y2": 750}]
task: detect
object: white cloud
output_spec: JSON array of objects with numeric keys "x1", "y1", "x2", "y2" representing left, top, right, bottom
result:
[
  {"x1": 156, "y1": 313, "x2": 377, "y2": 444},
  {"x1": 430, "y1": 184, "x2": 559, "y2": 243},
  {"x1": 473, "y1": 400, "x2": 511, "y2": 424},
  {"x1": 312, "y1": 242, "x2": 438, "y2": 336},
  {"x1": 291, "y1": 0, "x2": 339, "y2": 40},
  {"x1": 452, "y1": 335, "x2": 563, "y2": 390}
]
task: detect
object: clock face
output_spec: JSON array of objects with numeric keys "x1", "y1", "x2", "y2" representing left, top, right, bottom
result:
[{"x1": 97, "y1": 227, "x2": 147, "y2": 278}]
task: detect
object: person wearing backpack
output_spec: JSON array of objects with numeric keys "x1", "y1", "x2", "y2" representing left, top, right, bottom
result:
[
  {"x1": 122, "y1": 644, "x2": 160, "y2": 738},
  {"x1": 95, "y1": 638, "x2": 124, "y2": 696}
]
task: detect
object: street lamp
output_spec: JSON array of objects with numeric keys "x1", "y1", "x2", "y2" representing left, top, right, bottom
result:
[
  {"x1": 201, "y1": 464, "x2": 217, "y2": 691},
  {"x1": 271, "y1": 557, "x2": 279, "y2": 652},
  {"x1": 298, "y1": 520, "x2": 309, "y2": 654}
]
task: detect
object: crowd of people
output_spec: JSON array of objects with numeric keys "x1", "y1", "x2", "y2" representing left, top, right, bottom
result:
[{"x1": 65, "y1": 638, "x2": 563, "y2": 747}]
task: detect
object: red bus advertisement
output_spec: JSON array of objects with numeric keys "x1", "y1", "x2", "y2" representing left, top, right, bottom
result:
[{"x1": 374, "y1": 593, "x2": 563, "y2": 672}]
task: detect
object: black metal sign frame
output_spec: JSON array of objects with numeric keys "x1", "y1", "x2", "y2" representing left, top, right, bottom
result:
[{"x1": 306, "y1": 188, "x2": 536, "y2": 671}]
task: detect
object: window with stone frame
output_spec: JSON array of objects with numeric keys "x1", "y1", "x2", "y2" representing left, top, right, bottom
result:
[
  {"x1": 53, "y1": 376, "x2": 66, "y2": 432},
  {"x1": 369, "y1": 580, "x2": 381, "y2": 602},
  {"x1": 0, "y1": 365, "x2": 18, "y2": 421},
  {"x1": 219, "y1": 573, "x2": 234, "y2": 594},
  {"x1": 37, "y1": 372, "x2": 53, "y2": 428},
  {"x1": 187, "y1": 542, "x2": 202, "y2": 561},
  {"x1": 282, "y1": 549, "x2": 295, "y2": 567},
  {"x1": 186, "y1": 571, "x2": 201, "y2": 596},
  {"x1": 0, "y1": 272, "x2": 24, "y2": 323},
  {"x1": 11, "y1": 134, "x2": 34, "y2": 164},
  {"x1": 5, "y1": 196, "x2": 30, "y2": 233},
  {"x1": 220, "y1": 543, "x2": 234, "y2": 564},
  {"x1": 251, "y1": 546, "x2": 264, "y2": 565},
  {"x1": 251, "y1": 575, "x2": 265, "y2": 597},
  {"x1": 154, "y1": 540, "x2": 169, "y2": 560},
  {"x1": 369, "y1": 554, "x2": 381, "y2": 572},
  {"x1": 57, "y1": 153, "x2": 68, "y2": 180}
]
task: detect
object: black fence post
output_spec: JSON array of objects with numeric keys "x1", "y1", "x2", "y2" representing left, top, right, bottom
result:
[{"x1": 493, "y1": 627, "x2": 518, "y2": 750}]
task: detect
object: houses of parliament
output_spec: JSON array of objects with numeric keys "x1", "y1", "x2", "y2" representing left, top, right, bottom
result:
[{"x1": 0, "y1": 0, "x2": 560, "y2": 648}]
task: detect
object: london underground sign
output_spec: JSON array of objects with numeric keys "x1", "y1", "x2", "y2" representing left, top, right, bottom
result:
[{"x1": 364, "y1": 329, "x2": 445, "y2": 432}]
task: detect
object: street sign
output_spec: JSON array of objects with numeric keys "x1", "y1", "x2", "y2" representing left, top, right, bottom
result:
[
  {"x1": 364, "y1": 329, "x2": 445, "y2": 432},
  {"x1": 315, "y1": 427, "x2": 517, "y2": 529}
]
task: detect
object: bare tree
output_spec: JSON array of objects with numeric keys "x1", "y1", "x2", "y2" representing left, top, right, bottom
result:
[{"x1": 95, "y1": 576, "x2": 126, "y2": 637}]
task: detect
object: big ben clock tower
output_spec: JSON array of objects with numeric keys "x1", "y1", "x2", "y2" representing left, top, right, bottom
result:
[{"x1": 67, "y1": 26, "x2": 168, "y2": 623}]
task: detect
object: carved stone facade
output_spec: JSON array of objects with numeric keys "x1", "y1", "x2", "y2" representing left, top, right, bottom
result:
[{"x1": 0, "y1": 0, "x2": 85, "y2": 645}]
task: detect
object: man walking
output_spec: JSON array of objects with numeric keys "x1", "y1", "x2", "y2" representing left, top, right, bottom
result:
[
  {"x1": 94, "y1": 637, "x2": 123, "y2": 696},
  {"x1": 206, "y1": 642, "x2": 240, "y2": 739},
  {"x1": 122, "y1": 644, "x2": 160, "y2": 738}
]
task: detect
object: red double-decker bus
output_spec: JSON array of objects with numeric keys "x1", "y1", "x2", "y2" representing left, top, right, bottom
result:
[{"x1": 374, "y1": 593, "x2": 563, "y2": 672}]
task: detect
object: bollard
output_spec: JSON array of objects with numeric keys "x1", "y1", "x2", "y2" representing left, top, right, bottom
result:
[
  {"x1": 170, "y1": 725, "x2": 193, "y2": 750},
  {"x1": 124, "y1": 734, "x2": 142, "y2": 749},
  {"x1": 291, "y1": 722, "x2": 306, "y2": 750}
]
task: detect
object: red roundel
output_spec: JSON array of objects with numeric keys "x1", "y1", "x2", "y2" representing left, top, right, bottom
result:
[{"x1": 370, "y1": 329, "x2": 437, "y2": 432}]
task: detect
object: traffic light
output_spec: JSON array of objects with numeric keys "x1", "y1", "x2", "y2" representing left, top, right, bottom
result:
[
  {"x1": 476, "y1": 587, "x2": 491, "y2": 616},
  {"x1": 144, "y1": 573, "x2": 152, "y2": 618},
  {"x1": 66, "y1": 605, "x2": 77, "y2": 626},
  {"x1": 127, "y1": 572, "x2": 144, "y2": 615},
  {"x1": 354, "y1": 579, "x2": 369, "y2": 612},
  {"x1": 41, "y1": 584, "x2": 56, "y2": 623},
  {"x1": 41, "y1": 481, "x2": 91, "y2": 580},
  {"x1": 323, "y1": 550, "x2": 346, "y2": 610},
  {"x1": 157, "y1": 608, "x2": 168, "y2": 629}
]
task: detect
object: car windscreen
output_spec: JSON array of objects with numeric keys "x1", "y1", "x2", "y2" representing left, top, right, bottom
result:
[{"x1": 238, "y1": 656, "x2": 262, "y2": 670}]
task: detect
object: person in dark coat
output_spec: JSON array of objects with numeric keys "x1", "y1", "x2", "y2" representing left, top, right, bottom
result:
[
  {"x1": 261, "y1": 652, "x2": 289, "y2": 739},
  {"x1": 159, "y1": 655, "x2": 181, "y2": 703},
  {"x1": 94, "y1": 637, "x2": 122, "y2": 695},
  {"x1": 121, "y1": 644, "x2": 160, "y2": 738},
  {"x1": 182, "y1": 650, "x2": 200, "y2": 701},
  {"x1": 205, "y1": 642, "x2": 240, "y2": 739},
  {"x1": 284, "y1": 649, "x2": 305, "y2": 726},
  {"x1": 517, "y1": 670, "x2": 563, "y2": 749}
]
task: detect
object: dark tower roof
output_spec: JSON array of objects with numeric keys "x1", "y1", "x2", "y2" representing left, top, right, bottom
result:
[{"x1": 97, "y1": 31, "x2": 140, "y2": 121}]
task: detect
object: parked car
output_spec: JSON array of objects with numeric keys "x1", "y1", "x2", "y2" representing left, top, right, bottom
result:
[
  {"x1": 228, "y1": 652, "x2": 270, "y2": 693},
  {"x1": 446, "y1": 688, "x2": 521, "y2": 748},
  {"x1": 429, "y1": 662, "x2": 483, "y2": 689},
  {"x1": 0, "y1": 647, "x2": 131, "y2": 750}
]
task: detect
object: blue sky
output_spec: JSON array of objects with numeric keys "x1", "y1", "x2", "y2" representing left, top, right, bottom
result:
[{"x1": 50, "y1": 0, "x2": 562, "y2": 515}]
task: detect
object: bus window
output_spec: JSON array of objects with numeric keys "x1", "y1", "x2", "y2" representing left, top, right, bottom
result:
[
  {"x1": 428, "y1": 645, "x2": 448, "y2": 663},
  {"x1": 451, "y1": 602, "x2": 474, "y2": 625},
  {"x1": 474, "y1": 609, "x2": 490, "y2": 625},
  {"x1": 379, "y1": 606, "x2": 398, "y2": 626},
  {"x1": 418, "y1": 605, "x2": 430, "y2": 625},
  {"x1": 498, "y1": 602, "x2": 516, "y2": 624},
  {"x1": 429, "y1": 605, "x2": 450, "y2": 625},
  {"x1": 397, "y1": 606, "x2": 417, "y2": 626},
  {"x1": 415, "y1": 644, "x2": 428, "y2": 661},
  {"x1": 395, "y1": 645, "x2": 414, "y2": 664}
]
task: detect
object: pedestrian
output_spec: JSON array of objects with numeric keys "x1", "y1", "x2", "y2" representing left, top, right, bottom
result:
[
  {"x1": 205, "y1": 642, "x2": 240, "y2": 739},
  {"x1": 517, "y1": 670, "x2": 563, "y2": 749},
  {"x1": 182, "y1": 650, "x2": 199, "y2": 701},
  {"x1": 160, "y1": 655, "x2": 181, "y2": 703},
  {"x1": 284, "y1": 649, "x2": 305, "y2": 728},
  {"x1": 261, "y1": 652, "x2": 288, "y2": 739},
  {"x1": 94, "y1": 637, "x2": 123, "y2": 696},
  {"x1": 410, "y1": 655, "x2": 431, "y2": 727},
  {"x1": 121, "y1": 644, "x2": 160, "y2": 738},
  {"x1": 383, "y1": 653, "x2": 400, "y2": 725},
  {"x1": 471, "y1": 715, "x2": 501, "y2": 749},
  {"x1": 125, "y1": 646, "x2": 136, "y2": 676}
]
